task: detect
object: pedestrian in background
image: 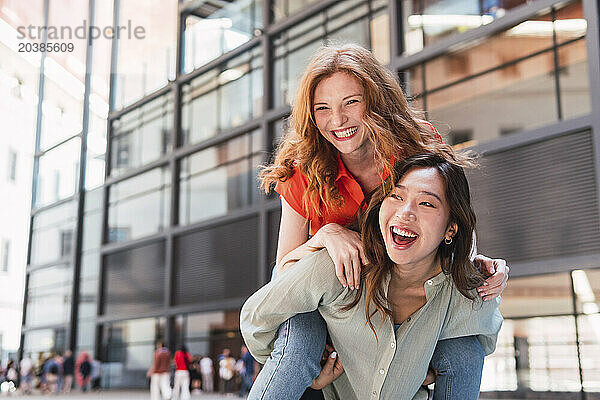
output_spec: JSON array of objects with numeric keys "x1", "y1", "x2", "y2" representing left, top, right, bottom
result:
[
  {"x1": 238, "y1": 345, "x2": 256, "y2": 397},
  {"x1": 78, "y1": 353, "x2": 92, "y2": 392},
  {"x1": 90, "y1": 357, "x2": 102, "y2": 391},
  {"x1": 172, "y1": 345, "x2": 192, "y2": 400},
  {"x1": 43, "y1": 354, "x2": 60, "y2": 394},
  {"x1": 147, "y1": 341, "x2": 171, "y2": 400},
  {"x1": 19, "y1": 354, "x2": 33, "y2": 395},
  {"x1": 189, "y1": 355, "x2": 202, "y2": 393},
  {"x1": 200, "y1": 354, "x2": 214, "y2": 392},
  {"x1": 62, "y1": 350, "x2": 74, "y2": 393},
  {"x1": 218, "y1": 348, "x2": 235, "y2": 394}
]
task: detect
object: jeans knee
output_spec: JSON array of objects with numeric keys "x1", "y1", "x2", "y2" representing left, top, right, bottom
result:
[{"x1": 432, "y1": 336, "x2": 484, "y2": 377}]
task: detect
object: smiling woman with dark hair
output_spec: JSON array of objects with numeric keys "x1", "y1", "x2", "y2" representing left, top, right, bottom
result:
[{"x1": 241, "y1": 153, "x2": 503, "y2": 400}]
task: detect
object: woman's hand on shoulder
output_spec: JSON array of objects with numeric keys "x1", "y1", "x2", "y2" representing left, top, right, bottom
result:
[
  {"x1": 314, "y1": 223, "x2": 368, "y2": 290},
  {"x1": 473, "y1": 255, "x2": 509, "y2": 301}
]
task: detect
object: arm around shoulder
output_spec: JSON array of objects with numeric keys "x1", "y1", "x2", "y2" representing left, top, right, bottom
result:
[{"x1": 241, "y1": 249, "x2": 346, "y2": 363}]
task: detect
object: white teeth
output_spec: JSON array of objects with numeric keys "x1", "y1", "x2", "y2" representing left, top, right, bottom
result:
[
  {"x1": 392, "y1": 227, "x2": 417, "y2": 238},
  {"x1": 332, "y1": 127, "x2": 358, "y2": 138}
]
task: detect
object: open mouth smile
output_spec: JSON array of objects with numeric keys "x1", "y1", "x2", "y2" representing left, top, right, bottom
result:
[
  {"x1": 390, "y1": 226, "x2": 419, "y2": 248},
  {"x1": 331, "y1": 126, "x2": 358, "y2": 141}
]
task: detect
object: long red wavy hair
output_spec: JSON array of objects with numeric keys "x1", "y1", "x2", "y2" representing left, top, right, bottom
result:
[{"x1": 259, "y1": 44, "x2": 457, "y2": 217}]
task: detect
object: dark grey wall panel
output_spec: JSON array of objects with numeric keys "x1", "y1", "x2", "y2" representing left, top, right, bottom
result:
[
  {"x1": 174, "y1": 216, "x2": 259, "y2": 305},
  {"x1": 103, "y1": 241, "x2": 166, "y2": 316},
  {"x1": 469, "y1": 130, "x2": 600, "y2": 265}
]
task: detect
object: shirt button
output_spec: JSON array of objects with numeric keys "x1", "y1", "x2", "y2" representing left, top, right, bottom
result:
[
  {"x1": 391, "y1": 342, "x2": 396, "y2": 348},
  {"x1": 372, "y1": 391, "x2": 377, "y2": 396},
  {"x1": 426, "y1": 279, "x2": 433, "y2": 285},
  {"x1": 379, "y1": 369, "x2": 385, "y2": 374},
  {"x1": 406, "y1": 317, "x2": 411, "y2": 322}
]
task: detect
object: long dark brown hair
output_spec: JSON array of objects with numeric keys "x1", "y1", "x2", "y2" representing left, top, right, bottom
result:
[{"x1": 345, "y1": 153, "x2": 486, "y2": 337}]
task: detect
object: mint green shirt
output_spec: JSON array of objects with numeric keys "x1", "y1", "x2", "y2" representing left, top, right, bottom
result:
[{"x1": 241, "y1": 249, "x2": 503, "y2": 400}]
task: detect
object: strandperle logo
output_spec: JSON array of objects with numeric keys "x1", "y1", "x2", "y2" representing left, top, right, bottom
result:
[{"x1": 16, "y1": 19, "x2": 146, "y2": 40}]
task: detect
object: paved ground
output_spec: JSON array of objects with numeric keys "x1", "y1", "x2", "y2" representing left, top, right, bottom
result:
[{"x1": 0, "y1": 390, "x2": 243, "y2": 399}]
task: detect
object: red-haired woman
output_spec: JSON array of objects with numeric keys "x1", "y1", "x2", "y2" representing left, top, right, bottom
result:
[{"x1": 253, "y1": 44, "x2": 509, "y2": 399}]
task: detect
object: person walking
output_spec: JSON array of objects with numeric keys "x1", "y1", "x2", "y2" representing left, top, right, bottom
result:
[
  {"x1": 238, "y1": 346, "x2": 256, "y2": 397},
  {"x1": 148, "y1": 341, "x2": 172, "y2": 400},
  {"x1": 78, "y1": 353, "x2": 92, "y2": 392},
  {"x1": 199, "y1": 355, "x2": 214, "y2": 392},
  {"x1": 19, "y1": 354, "x2": 33, "y2": 395},
  {"x1": 90, "y1": 357, "x2": 102, "y2": 391},
  {"x1": 172, "y1": 345, "x2": 192, "y2": 400},
  {"x1": 62, "y1": 350, "x2": 74, "y2": 393},
  {"x1": 218, "y1": 349, "x2": 235, "y2": 394},
  {"x1": 44, "y1": 354, "x2": 60, "y2": 394}
]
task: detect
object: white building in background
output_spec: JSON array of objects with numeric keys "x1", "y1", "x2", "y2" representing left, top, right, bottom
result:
[{"x1": 0, "y1": 15, "x2": 38, "y2": 362}]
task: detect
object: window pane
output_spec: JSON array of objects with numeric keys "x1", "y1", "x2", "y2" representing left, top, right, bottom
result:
[
  {"x1": 26, "y1": 264, "x2": 72, "y2": 327},
  {"x1": 427, "y1": 51, "x2": 557, "y2": 146},
  {"x1": 114, "y1": 0, "x2": 177, "y2": 109},
  {"x1": 30, "y1": 201, "x2": 76, "y2": 265},
  {"x1": 101, "y1": 317, "x2": 165, "y2": 388},
  {"x1": 110, "y1": 94, "x2": 173, "y2": 176},
  {"x1": 85, "y1": 0, "x2": 114, "y2": 190},
  {"x1": 554, "y1": 1, "x2": 586, "y2": 44},
  {"x1": 39, "y1": 0, "x2": 88, "y2": 150},
  {"x1": 403, "y1": 0, "x2": 532, "y2": 54},
  {"x1": 36, "y1": 137, "x2": 81, "y2": 208},
  {"x1": 183, "y1": 0, "x2": 262, "y2": 73},
  {"x1": 273, "y1": 0, "x2": 319, "y2": 21},
  {"x1": 180, "y1": 132, "x2": 260, "y2": 224},
  {"x1": 424, "y1": 18, "x2": 554, "y2": 92},
  {"x1": 108, "y1": 168, "x2": 171, "y2": 243},
  {"x1": 578, "y1": 314, "x2": 600, "y2": 393},
  {"x1": 573, "y1": 269, "x2": 600, "y2": 315},
  {"x1": 558, "y1": 38, "x2": 590, "y2": 119},
  {"x1": 23, "y1": 327, "x2": 67, "y2": 355},
  {"x1": 175, "y1": 310, "x2": 242, "y2": 357},
  {"x1": 182, "y1": 49, "x2": 262, "y2": 146},
  {"x1": 482, "y1": 316, "x2": 582, "y2": 393},
  {"x1": 500, "y1": 273, "x2": 574, "y2": 318}
]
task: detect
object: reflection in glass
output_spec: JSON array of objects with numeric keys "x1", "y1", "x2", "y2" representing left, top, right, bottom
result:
[
  {"x1": 403, "y1": 0, "x2": 531, "y2": 54},
  {"x1": 23, "y1": 328, "x2": 67, "y2": 355},
  {"x1": 558, "y1": 39, "x2": 590, "y2": 119},
  {"x1": 102, "y1": 318, "x2": 165, "y2": 388},
  {"x1": 175, "y1": 310, "x2": 242, "y2": 358},
  {"x1": 273, "y1": 0, "x2": 319, "y2": 21},
  {"x1": 108, "y1": 168, "x2": 171, "y2": 242},
  {"x1": 427, "y1": 51, "x2": 557, "y2": 146},
  {"x1": 274, "y1": 0, "x2": 389, "y2": 106},
  {"x1": 183, "y1": 0, "x2": 262, "y2": 73},
  {"x1": 85, "y1": 0, "x2": 114, "y2": 190},
  {"x1": 110, "y1": 94, "x2": 173, "y2": 176},
  {"x1": 180, "y1": 131, "x2": 263, "y2": 224},
  {"x1": 182, "y1": 49, "x2": 262, "y2": 145},
  {"x1": 500, "y1": 273, "x2": 574, "y2": 318},
  {"x1": 36, "y1": 137, "x2": 81, "y2": 208},
  {"x1": 30, "y1": 201, "x2": 76, "y2": 265},
  {"x1": 482, "y1": 316, "x2": 582, "y2": 393},
  {"x1": 114, "y1": 0, "x2": 177, "y2": 109},
  {"x1": 26, "y1": 264, "x2": 72, "y2": 327},
  {"x1": 39, "y1": 0, "x2": 89, "y2": 150},
  {"x1": 578, "y1": 314, "x2": 600, "y2": 392}
]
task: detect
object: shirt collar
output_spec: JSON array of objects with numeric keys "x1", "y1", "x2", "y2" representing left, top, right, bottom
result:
[
  {"x1": 335, "y1": 153, "x2": 396, "y2": 183},
  {"x1": 382, "y1": 269, "x2": 448, "y2": 300}
]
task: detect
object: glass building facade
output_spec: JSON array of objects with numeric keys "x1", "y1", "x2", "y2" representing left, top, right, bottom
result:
[{"x1": 21, "y1": 0, "x2": 600, "y2": 397}]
